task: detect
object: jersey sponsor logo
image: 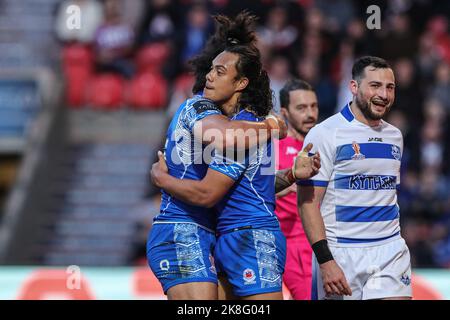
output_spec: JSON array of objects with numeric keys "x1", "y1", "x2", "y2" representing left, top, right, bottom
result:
[
  {"x1": 286, "y1": 146, "x2": 298, "y2": 155},
  {"x1": 243, "y1": 268, "x2": 256, "y2": 284},
  {"x1": 192, "y1": 100, "x2": 220, "y2": 114},
  {"x1": 368, "y1": 137, "x2": 383, "y2": 142},
  {"x1": 347, "y1": 174, "x2": 397, "y2": 190},
  {"x1": 391, "y1": 145, "x2": 401, "y2": 161},
  {"x1": 159, "y1": 259, "x2": 170, "y2": 271},
  {"x1": 351, "y1": 141, "x2": 366, "y2": 160}
]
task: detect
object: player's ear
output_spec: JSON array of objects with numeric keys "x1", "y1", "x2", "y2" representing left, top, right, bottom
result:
[
  {"x1": 349, "y1": 79, "x2": 359, "y2": 96},
  {"x1": 280, "y1": 107, "x2": 289, "y2": 119},
  {"x1": 236, "y1": 77, "x2": 249, "y2": 92}
]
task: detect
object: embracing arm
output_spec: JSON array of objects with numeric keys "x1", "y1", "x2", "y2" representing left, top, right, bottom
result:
[
  {"x1": 151, "y1": 152, "x2": 235, "y2": 208},
  {"x1": 275, "y1": 168, "x2": 296, "y2": 194}
]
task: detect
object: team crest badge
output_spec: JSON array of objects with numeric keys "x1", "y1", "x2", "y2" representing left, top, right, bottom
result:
[
  {"x1": 400, "y1": 274, "x2": 411, "y2": 286},
  {"x1": 243, "y1": 268, "x2": 256, "y2": 284},
  {"x1": 351, "y1": 141, "x2": 365, "y2": 160},
  {"x1": 391, "y1": 145, "x2": 401, "y2": 160}
]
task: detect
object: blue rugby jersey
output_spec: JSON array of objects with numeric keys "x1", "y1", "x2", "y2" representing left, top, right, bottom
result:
[
  {"x1": 209, "y1": 109, "x2": 280, "y2": 234},
  {"x1": 298, "y1": 103, "x2": 403, "y2": 246},
  {"x1": 154, "y1": 95, "x2": 221, "y2": 231}
]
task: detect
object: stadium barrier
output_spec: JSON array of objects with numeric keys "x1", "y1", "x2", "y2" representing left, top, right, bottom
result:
[{"x1": 0, "y1": 267, "x2": 448, "y2": 300}]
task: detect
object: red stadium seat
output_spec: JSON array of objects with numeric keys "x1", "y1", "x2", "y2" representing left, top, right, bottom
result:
[
  {"x1": 62, "y1": 44, "x2": 94, "y2": 70},
  {"x1": 174, "y1": 73, "x2": 195, "y2": 92},
  {"x1": 65, "y1": 67, "x2": 92, "y2": 107},
  {"x1": 126, "y1": 71, "x2": 168, "y2": 109},
  {"x1": 135, "y1": 42, "x2": 170, "y2": 73},
  {"x1": 86, "y1": 74, "x2": 125, "y2": 110},
  {"x1": 62, "y1": 45, "x2": 94, "y2": 107}
]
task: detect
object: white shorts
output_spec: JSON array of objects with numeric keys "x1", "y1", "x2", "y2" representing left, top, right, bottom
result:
[{"x1": 312, "y1": 237, "x2": 412, "y2": 300}]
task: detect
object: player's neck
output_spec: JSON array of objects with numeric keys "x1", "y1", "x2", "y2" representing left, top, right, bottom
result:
[
  {"x1": 220, "y1": 94, "x2": 240, "y2": 117},
  {"x1": 350, "y1": 100, "x2": 381, "y2": 127},
  {"x1": 288, "y1": 126, "x2": 305, "y2": 142}
]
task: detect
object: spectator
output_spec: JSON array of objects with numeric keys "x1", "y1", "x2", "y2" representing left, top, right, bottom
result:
[
  {"x1": 257, "y1": 6, "x2": 298, "y2": 53},
  {"x1": 428, "y1": 61, "x2": 450, "y2": 112},
  {"x1": 416, "y1": 32, "x2": 441, "y2": 88},
  {"x1": 314, "y1": 0, "x2": 356, "y2": 33},
  {"x1": 295, "y1": 56, "x2": 336, "y2": 120},
  {"x1": 136, "y1": 0, "x2": 178, "y2": 45},
  {"x1": 393, "y1": 58, "x2": 424, "y2": 126},
  {"x1": 178, "y1": 4, "x2": 212, "y2": 67},
  {"x1": 267, "y1": 54, "x2": 292, "y2": 113},
  {"x1": 94, "y1": 0, "x2": 135, "y2": 78},
  {"x1": 378, "y1": 13, "x2": 418, "y2": 60}
]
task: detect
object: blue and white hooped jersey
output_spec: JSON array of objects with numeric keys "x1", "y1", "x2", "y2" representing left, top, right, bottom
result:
[
  {"x1": 209, "y1": 109, "x2": 279, "y2": 234},
  {"x1": 154, "y1": 94, "x2": 221, "y2": 231},
  {"x1": 298, "y1": 103, "x2": 403, "y2": 246}
]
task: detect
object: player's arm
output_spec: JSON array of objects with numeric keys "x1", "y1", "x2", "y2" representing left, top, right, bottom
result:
[
  {"x1": 298, "y1": 185, "x2": 352, "y2": 297},
  {"x1": 274, "y1": 143, "x2": 321, "y2": 194},
  {"x1": 194, "y1": 113, "x2": 287, "y2": 149},
  {"x1": 151, "y1": 151, "x2": 235, "y2": 208}
]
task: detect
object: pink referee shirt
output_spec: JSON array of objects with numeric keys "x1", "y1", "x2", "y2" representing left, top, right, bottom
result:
[
  {"x1": 275, "y1": 135, "x2": 312, "y2": 300},
  {"x1": 275, "y1": 136, "x2": 306, "y2": 238}
]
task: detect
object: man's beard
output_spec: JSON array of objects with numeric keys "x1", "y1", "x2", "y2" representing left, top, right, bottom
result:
[
  {"x1": 355, "y1": 93, "x2": 391, "y2": 121},
  {"x1": 294, "y1": 120, "x2": 316, "y2": 137}
]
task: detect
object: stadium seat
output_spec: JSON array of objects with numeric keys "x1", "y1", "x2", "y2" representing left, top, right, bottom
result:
[
  {"x1": 62, "y1": 45, "x2": 94, "y2": 107},
  {"x1": 86, "y1": 74, "x2": 124, "y2": 110},
  {"x1": 64, "y1": 67, "x2": 91, "y2": 107},
  {"x1": 135, "y1": 42, "x2": 170, "y2": 73},
  {"x1": 62, "y1": 44, "x2": 94, "y2": 69},
  {"x1": 174, "y1": 73, "x2": 195, "y2": 92},
  {"x1": 126, "y1": 71, "x2": 168, "y2": 109}
]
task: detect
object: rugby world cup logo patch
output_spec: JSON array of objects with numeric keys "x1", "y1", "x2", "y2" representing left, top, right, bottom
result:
[
  {"x1": 351, "y1": 141, "x2": 365, "y2": 160},
  {"x1": 243, "y1": 268, "x2": 256, "y2": 284}
]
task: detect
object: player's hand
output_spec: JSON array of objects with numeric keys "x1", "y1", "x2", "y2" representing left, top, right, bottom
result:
[
  {"x1": 292, "y1": 143, "x2": 321, "y2": 180},
  {"x1": 319, "y1": 260, "x2": 352, "y2": 297},
  {"x1": 265, "y1": 113, "x2": 287, "y2": 140},
  {"x1": 150, "y1": 151, "x2": 168, "y2": 188}
]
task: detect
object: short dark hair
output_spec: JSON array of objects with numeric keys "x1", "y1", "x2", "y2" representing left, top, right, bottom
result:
[
  {"x1": 352, "y1": 56, "x2": 391, "y2": 83},
  {"x1": 279, "y1": 79, "x2": 314, "y2": 109}
]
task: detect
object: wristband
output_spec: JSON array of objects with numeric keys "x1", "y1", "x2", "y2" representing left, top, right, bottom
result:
[
  {"x1": 311, "y1": 239, "x2": 334, "y2": 264},
  {"x1": 265, "y1": 114, "x2": 279, "y2": 128},
  {"x1": 265, "y1": 114, "x2": 278, "y2": 122}
]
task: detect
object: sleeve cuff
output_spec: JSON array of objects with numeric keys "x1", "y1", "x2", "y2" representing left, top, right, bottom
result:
[
  {"x1": 296, "y1": 179, "x2": 329, "y2": 187},
  {"x1": 208, "y1": 164, "x2": 242, "y2": 181}
]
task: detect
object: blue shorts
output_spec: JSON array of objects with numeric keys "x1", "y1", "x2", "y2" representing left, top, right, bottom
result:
[
  {"x1": 147, "y1": 222, "x2": 218, "y2": 294},
  {"x1": 214, "y1": 228, "x2": 286, "y2": 297}
]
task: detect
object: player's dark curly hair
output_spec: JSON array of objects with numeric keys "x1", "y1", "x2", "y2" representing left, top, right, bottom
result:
[
  {"x1": 225, "y1": 45, "x2": 273, "y2": 117},
  {"x1": 190, "y1": 10, "x2": 258, "y2": 94}
]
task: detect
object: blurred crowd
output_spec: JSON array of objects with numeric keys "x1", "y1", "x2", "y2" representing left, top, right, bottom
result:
[{"x1": 54, "y1": 0, "x2": 450, "y2": 268}]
